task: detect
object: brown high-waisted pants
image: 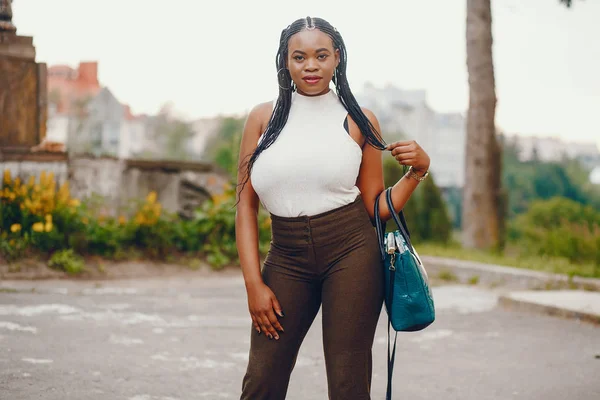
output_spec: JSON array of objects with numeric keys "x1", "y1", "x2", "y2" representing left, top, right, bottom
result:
[{"x1": 240, "y1": 195, "x2": 384, "y2": 400}]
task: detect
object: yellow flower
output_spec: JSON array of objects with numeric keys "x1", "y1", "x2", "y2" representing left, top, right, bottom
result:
[
  {"x1": 44, "y1": 222, "x2": 53, "y2": 232},
  {"x1": 212, "y1": 193, "x2": 229, "y2": 206},
  {"x1": 146, "y1": 191, "x2": 157, "y2": 204},
  {"x1": 3, "y1": 169, "x2": 11, "y2": 185},
  {"x1": 69, "y1": 198, "x2": 80, "y2": 207},
  {"x1": 118, "y1": 215, "x2": 127, "y2": 225},
  {"x1": 45, "y1": 214, "x2": 53, "y2": 223},
  {"x1": 10, "y1": 223, "x2": 21, "y2": 233},
  {"x1": 27, "y1": 175, "x2": 35, "y2": 188},
  {"x1": 32, "y1": 222, "x2": 44, "y2": 232}
]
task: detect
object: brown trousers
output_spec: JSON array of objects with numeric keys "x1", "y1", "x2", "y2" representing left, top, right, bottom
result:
[{"x1": 240, "y1": 195, "x2": 384, "y2": 400}]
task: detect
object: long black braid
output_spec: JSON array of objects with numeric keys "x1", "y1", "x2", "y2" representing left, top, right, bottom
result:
[{"x1": 238, "y1": 16, "x2": 387, "y2": 198}]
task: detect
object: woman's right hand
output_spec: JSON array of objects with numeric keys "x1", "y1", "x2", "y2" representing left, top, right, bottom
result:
[{"x1": 246, "y1": 282, "x2": 285, "y2": 340}]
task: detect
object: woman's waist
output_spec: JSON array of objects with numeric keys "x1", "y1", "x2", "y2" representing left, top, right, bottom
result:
[{"x1": 269, "y1": 195, "x2": 372, "y2": 245}]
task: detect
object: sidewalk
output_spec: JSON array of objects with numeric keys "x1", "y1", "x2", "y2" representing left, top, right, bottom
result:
[
  {"x1": 422, "y1": 255, "x2": 600, "y2": 291},
  {"x1": 499, "y1": 290, "x2": 600, "y2": 325},
  {"x1": 423, "y1": 255, "x2": 600, "y2": 325}
]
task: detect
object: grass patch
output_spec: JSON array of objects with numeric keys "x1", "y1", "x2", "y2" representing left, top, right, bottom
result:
[
  {"x1": 467, "y1": 275, "x2": 480, "y2": 285},
  {"x1": 417, "y1": 242, "x2": 600, "y2": 279},
  {"x1": 48, "y1": 249, "x2": 85, "y2": 275},
  {"x1": 437, "y1": 268, "x2": 459, "y2": 282}
]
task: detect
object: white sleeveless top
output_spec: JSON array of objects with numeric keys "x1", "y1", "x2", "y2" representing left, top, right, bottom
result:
[{"x1": 251, "y1": 89, "x2": 363, "y2": 217}]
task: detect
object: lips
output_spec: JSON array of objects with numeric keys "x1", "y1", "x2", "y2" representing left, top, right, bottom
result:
[{"x1": 302, "y1": 76, "x2": 322, "y2": 84}]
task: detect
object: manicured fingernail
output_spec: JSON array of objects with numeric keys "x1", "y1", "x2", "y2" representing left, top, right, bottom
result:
[
  {"x1": 279, "y1": 311, "x2": 285, "y2": 317},
  {"x1": 275, "y1": 335, "x2": 279, "y2": 340}
]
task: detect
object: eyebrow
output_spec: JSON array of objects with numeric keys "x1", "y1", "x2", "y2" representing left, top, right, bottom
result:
[{"x1": 291, "y1": 48, "x2": 332, "y2": 55}]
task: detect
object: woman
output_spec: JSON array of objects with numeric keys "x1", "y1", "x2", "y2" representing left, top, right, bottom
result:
[{"x1": 236, "y1": 16, "x2": 430, "y2": 400}]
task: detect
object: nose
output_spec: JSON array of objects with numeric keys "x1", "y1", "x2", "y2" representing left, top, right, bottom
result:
[{"x1": 304, "y1": 58, "x2": 318, "y2": 72}]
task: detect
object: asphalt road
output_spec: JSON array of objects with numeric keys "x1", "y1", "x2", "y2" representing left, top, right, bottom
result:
[{"x1": 0, "y1": 273, "x2": 599, "y2": 400}]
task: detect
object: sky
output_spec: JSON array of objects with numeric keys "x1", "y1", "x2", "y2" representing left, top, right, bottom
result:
[{"x1": 11, "y1": 0, "x2": 600, "y2": 148}]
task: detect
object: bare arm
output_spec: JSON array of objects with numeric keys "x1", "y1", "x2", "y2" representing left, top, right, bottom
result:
[
  {"x1": 355, "y1": 108, "x2": 430, "y2": 223},
  {"x1": 235, "y1": 101, "x2": 285, "y2": 340},
  {"x1": 235, "y1": 102, "x2": 270, "y2": 290}
]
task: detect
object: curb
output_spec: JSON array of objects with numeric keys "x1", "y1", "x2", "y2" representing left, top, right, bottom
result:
[
  {"x1": 421, "y1": 255, "x2": 600, "y2": 291},
  {"x1": 498, "y1": 294, "x2": 600, "y2": 326}
]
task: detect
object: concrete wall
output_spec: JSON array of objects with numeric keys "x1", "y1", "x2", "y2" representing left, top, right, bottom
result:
[
  {"x1": 0, "y1": 153, "x2": 69, "y2": 186},
  {"x1": 1, "y1": 153, "x2": 229, "y2": 218}
]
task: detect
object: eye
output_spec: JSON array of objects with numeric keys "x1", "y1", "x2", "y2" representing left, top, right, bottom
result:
[
  {"x1": 293, "y1": 55, "x2": 304, "y2": 61},
  {"x1": 317, "y1": 54, "x2": 328, "y2": 60}
]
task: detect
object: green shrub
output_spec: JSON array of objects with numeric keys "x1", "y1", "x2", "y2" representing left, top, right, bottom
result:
[
  {"x1": 1, "y1": 169, "x2": 272, "y2": 268},
  {"x1": 0, "y1": 233, "x2": 29, "y2": 263},
  {"x1": 194, "y1": 187, "x2": 272, "y2": 268},
  {"x1": 383, "y1": 158, "x2": 452, "y2": 244},
  {"x1": 511, "y1": 197, "x2": 600, "y2": 266},
  {"x1": 48, "y1": 249, "x2": 85, "y2": 275}
]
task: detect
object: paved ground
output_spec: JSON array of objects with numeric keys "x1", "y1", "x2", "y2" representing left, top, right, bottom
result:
[{"x1": 0, "y1": 274, "x2": 599, "y2": 400}]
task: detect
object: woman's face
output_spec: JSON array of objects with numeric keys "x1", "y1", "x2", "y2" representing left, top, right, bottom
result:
[{"x1": 287, "y1": 29, "x2": 340, "y2": 96}]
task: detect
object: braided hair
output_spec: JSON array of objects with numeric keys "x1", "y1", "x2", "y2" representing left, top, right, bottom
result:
[{"x1": 238, "y1": 16, "x2": 387, "y2": 197}]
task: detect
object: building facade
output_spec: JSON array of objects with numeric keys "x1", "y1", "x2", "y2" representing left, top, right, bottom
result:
[
  {"x1": 356, "y1": 83, "x2": 466, "y2": 188},
  {"x1": 46, "y1": 62, "x2": 153, "y2": 158}
]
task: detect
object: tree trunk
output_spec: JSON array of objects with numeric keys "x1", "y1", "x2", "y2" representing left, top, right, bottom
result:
[{"x1": 462, "y1": 0, "x2": 500, "y2": 249}]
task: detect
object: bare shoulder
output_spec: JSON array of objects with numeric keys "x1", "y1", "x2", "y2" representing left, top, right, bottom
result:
[
  {"x1": 360, "y1": 107, "x2": 380, "y2": 125},
  {"x1": 247, "y1": 101, "x2": 275, "y2": 134},
  {"x1": 346, "y1": 107, "x2": 382, "y2": 148}
]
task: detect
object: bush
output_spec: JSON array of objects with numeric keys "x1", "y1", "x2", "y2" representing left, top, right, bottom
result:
[
  {"x1": 194, "y1": 187, "x2": 272, "y2": 269},
  {"x1": 1, "y1": 170, "x2": 83, "y2": 253},
  {"x1": 0, "y1": 169, "x2": 272, "y2": 269},
  {"x1": 0, "y1": 232, "x2": 29, "y2": 263},
  {"x1": 383, "y1": 158, "x2": 452, "y2": 244},
  {"x1": 48, "y1": 249, "x2": 85, "y2": 275},
  {"x1": 510, "y1": 197, "x2": 600, "y2": 266}
]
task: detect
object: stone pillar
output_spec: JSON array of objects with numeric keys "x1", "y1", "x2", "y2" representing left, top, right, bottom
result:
[{"x1": 0, "y1": 0, "x2": 46, "y2": 154}]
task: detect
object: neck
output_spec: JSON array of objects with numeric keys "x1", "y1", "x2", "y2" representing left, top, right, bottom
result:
[{"x1": 296, "y1": 87, "x2": 331, "y2": 97}]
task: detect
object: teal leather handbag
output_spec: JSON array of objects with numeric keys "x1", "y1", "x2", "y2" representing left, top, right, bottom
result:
[{"x1": 374, "y1": 187, "x2": 435, "y2": 399}]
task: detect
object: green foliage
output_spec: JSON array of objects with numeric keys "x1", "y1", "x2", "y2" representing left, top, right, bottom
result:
[
  {"x1": 417, "y1": 241, "x2": 599, "y2": 278},
  {"x1": 48, "y1": 249, "x2": 85, "y2": 275},
  {"x1": 500, "y1": 135, "x2": 599, "y2": 219},
  {"x1": 150, "y1": 104, "x2": 198, "y2": 161},
  {"x1": 0, "y1": 234, "x2": 29, "y2": 263},
  {"x1": 193, "y1": 188, "x2": 272, "y2": 269},
  {"x1": 1, "y1": 168, "x2": 278, "y2": 271},
  {"x1": 437, "y1": 268, "x2": 458, "y2": 282},
  {"x1": 383, "y1": 158, "x2": 452, "y2": 244},
  {"x1": 204, "y1": 117, "x2": 246, "y2": 180},
  {"x1": 510, "y1": 197, "x2": 600, "y2": 267}
]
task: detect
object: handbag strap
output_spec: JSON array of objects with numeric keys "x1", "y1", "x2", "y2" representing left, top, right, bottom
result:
[
  {"x1": 374, "y1": 187, "x2": 413, "y2": 259},
  {"x1": 386, "y1": 267, "x2": 398, "y2": 400},
  {"x1": 374, "y1": 190, "x2": 386, "y2": 261},
  {"x1": 374, "y1": 188, "x2": 401, "y2": 399},
  {"x1": 385, "y1": 188, "x2": 415, "y2": 254},
  {"x1": 375, "y1": 187, "x2": 418, "y2": 399}
]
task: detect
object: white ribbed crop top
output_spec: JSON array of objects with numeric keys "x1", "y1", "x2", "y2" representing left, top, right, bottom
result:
[{"x1": 250, "y1": 89, "x2": 363, "y2": 217}]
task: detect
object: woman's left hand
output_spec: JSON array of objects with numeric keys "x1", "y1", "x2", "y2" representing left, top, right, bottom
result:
[{"x1": 386, "y1": 140, "x2": 430, "y2": 173}]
